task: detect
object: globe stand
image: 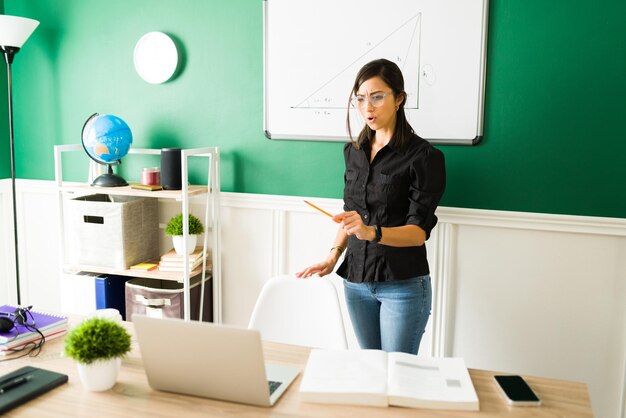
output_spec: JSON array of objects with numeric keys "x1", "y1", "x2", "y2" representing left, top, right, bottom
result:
[{"x1": 92, "y1": 164, "x2": 128, "y2": 187}]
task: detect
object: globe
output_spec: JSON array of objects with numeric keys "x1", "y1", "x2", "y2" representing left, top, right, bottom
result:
[{"x1": 81, "y1": 113, "x2": 133, "y2": 187}]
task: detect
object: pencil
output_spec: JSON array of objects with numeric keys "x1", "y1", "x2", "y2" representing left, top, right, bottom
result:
[{"x1": 303, "y1": 200, "x2": 334, "y2": 219}]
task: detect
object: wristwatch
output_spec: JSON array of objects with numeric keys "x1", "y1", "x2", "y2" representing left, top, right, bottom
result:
[{"x1": 372, "y1": 225, "x2": 382, "y2": 243}]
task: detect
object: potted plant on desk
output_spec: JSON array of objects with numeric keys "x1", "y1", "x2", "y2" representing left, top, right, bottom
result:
[
  {"x1": 64, "y1": 317, "x2": 131, "y2": 391},
  {"x1": 165, "y1": 213, "x2": 205, "y2": 255}
]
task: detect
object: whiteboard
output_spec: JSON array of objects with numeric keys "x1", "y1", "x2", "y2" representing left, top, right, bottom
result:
[{"x1": 263, "y1": 0, "x2": 489, "y2": 145}]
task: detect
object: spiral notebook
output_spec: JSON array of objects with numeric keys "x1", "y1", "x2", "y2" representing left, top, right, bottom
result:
[
  {"x1": 0, "y1": 366, "x2": 68, "y2": 414},
  {"x1": 0, "y1": 305, "x2": 68, "y2": 344}
]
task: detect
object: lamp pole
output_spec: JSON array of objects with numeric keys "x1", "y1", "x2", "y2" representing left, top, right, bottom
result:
[
  {"x1": 0, "y1": 14, "x2": 39, "y2": 305},
  {"x1": 2, "y1": 45, "x2": 22, "y2": 304}
]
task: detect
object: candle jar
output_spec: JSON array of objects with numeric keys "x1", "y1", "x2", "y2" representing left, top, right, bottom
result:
[{"x1": 141, "y1": 167, "x2": 160, "y2": 186}]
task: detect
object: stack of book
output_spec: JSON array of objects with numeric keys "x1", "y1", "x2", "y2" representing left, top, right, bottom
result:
[
  {"x1": 158, "y1": 247, "x2": 211, "y2": 273},
  {"x1": 0, "y1": 305, "x2": 68, "y2": 356}
]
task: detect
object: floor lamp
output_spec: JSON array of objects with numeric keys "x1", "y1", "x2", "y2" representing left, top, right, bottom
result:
[{"x1": 0, "y1": 15, "x2": 39, "y2": 304}]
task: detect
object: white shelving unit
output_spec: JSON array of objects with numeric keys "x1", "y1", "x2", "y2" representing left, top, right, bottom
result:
[{"x1": 53, "y1": 145, "x2": 222, "y2": 323}]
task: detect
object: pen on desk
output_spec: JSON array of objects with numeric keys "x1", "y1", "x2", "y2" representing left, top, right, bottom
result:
[
  {"x1": 0, "y1": 375, "x2": 32, "y2": 394},
  {"x1": 303, "y1": 200, "x2": 338, "y2": 222}
]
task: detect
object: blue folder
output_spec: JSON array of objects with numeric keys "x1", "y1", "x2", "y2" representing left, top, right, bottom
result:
[{"x1": 95, "y1": 275, "x2": 130, "y2": 320}]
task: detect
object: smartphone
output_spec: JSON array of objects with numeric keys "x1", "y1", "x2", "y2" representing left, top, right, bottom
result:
[{"x1": 494, "y1": 375, "x2": 541, "y2": 406}]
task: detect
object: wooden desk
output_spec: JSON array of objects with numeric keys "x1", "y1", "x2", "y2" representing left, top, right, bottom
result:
[{"x1": 0, "y1": 321, "x2": 593, "y2": 417}]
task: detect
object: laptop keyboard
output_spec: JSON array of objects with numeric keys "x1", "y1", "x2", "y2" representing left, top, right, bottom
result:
[{"x1": 268, "y1": 380, "x2": 282, "y2": 395}]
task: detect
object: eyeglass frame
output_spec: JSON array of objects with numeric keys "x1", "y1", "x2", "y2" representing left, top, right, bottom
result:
[{"x1": 349, "y1": 92, "x2": 395, "y2": 109}]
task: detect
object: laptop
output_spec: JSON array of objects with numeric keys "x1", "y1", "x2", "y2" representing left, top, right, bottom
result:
[{"x1": 132, "y1": 314, "x2": 300, "y2": 407}]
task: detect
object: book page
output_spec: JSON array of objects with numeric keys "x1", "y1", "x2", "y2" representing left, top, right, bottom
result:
[
  {"x1": 387, "y1": 353, "x2": 478, "y2": 410},
  {"x1": 299, "y1": 349, "x2": 389, "y2": 406}
]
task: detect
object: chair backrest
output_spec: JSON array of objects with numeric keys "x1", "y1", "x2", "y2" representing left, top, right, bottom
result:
[{"x1": 248, "y1": 274, "x2": 348, "y2": 350}]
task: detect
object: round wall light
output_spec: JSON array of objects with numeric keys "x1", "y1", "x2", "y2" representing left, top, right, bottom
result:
[{"x1": 133, "y1": 32, "x2": 179, "y2": 84}]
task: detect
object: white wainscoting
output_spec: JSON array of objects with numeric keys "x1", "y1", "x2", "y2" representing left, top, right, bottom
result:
[
  {"x1": 0, "y1": 180, "x2": 18, "y2": 304},
  {"x1": 2, "y1": 179, "x2": 625, "y2": 418}
]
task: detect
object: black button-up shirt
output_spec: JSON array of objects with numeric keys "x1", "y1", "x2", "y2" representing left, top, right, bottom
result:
[{"x1": 336, "y1": 134, "x2": 446, "y2": 283}]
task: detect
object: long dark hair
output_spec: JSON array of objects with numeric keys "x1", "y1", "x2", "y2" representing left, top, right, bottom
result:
[{"x1": 346, "y1": 59, "x2": 414, "y2": 149}]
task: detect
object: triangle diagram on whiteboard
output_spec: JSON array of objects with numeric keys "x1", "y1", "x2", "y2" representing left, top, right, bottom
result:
[{"x1": 293, "y1": 13, "x2": 421, "y2": 110}]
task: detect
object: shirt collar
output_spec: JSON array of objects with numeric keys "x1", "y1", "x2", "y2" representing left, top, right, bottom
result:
[
  {"x1": 363, "y1": 136, "x2": 409, "y2": 156},
  {"x1": 387, "y1": 139, "x2": 407, "y2": 155}
]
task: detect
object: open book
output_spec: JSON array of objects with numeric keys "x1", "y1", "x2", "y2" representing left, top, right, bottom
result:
[{"x1": 299, "y1": 349, "x2": 479, "y2": 411}]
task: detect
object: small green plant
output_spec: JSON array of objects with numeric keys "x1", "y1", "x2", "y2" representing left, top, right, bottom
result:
[
  {"x1": 165, "y1": 213, "x2": 204, "y2": 236},
  {"x1": 64, "y1": 317, "x2": 131, "y2": 365}
]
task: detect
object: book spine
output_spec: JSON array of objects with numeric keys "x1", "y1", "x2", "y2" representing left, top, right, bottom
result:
[
  {"x1": 95, "y1": 277, "x2": 107, "y2": 310},
  {"x1": 0, "y1": 324, "x2": 66, "y2": 345},
  {"x1": 0, "y1": 330, "x2": 67, "y2": 354}
]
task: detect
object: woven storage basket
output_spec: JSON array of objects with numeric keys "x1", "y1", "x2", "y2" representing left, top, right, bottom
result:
[{"x1": 66, "y1": 194, "x2": 159, "y2": 269}]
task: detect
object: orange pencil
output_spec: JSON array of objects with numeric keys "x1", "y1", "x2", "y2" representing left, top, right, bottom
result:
[{"x1": 303, "y1": 200, "x2": 339, "y2": 222}]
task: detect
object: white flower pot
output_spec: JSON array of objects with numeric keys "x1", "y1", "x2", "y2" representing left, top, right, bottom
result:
[
  {"x1": 77, "y1": 358, "x2": 121, "y2": 392},
  {"x1": 172, "y1": 234, "x2": 197, "y2": 255}
]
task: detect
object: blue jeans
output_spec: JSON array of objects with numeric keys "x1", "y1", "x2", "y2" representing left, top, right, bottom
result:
[{"x1": 343, "y1": 275, "x2": 432, "y2": 354}]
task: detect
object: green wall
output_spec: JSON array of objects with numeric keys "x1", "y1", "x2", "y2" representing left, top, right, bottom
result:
[{"x1": 3, "y1": 0, "x2": 626, "y2": 218}]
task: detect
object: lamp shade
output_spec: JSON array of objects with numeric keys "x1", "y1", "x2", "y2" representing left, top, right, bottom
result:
[{"x1": 0, "y1": 15, "x2": 39, "y2": 48}]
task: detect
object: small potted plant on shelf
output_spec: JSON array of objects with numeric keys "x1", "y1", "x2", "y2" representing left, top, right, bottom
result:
[
  {"x1": 165, "y1": 213, "x2": 204, "y2": 255},
  {"x1": 64, "y1": 317, "x2": 132, "y2": 392}
]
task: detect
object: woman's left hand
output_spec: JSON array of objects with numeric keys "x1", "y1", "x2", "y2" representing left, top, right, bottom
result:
[{"x1": 333, "y1": 211, "x2": 375, "y2": 241}]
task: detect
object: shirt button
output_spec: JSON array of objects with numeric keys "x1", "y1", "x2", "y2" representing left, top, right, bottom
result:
[{"x1": 364, "y1": 214, "x2": 368, "y2": 220}]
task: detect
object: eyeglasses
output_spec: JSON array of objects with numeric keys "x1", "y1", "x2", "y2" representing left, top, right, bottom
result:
[{"x1": 350, "y1": 92, "x2": 393, "y2": 109}]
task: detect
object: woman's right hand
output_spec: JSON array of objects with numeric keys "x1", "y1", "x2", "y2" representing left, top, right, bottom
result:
[
  {"x1": 295, "y1": 259, "x2": 336, "y2": 278},
  {"x1": 297, "y1": 226, "x2": 347, "y2": 278}
]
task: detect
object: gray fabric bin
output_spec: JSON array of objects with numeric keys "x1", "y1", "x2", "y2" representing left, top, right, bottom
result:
[
  {"x1": 125, "y1": 275, "x2": 212, "y2": 322},
  {"x1": 66, "y1": 194, "x2": 159, "y2": 269}
]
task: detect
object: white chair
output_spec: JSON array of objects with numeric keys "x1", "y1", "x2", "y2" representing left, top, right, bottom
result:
[{"x1": 248, "y1": 274, "x2": 348, "y2": 350}]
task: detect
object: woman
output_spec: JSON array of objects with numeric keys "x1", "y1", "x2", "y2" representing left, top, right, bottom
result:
[{"x1": 296, "y1": 58, "x2": 446, "y2": 354}]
